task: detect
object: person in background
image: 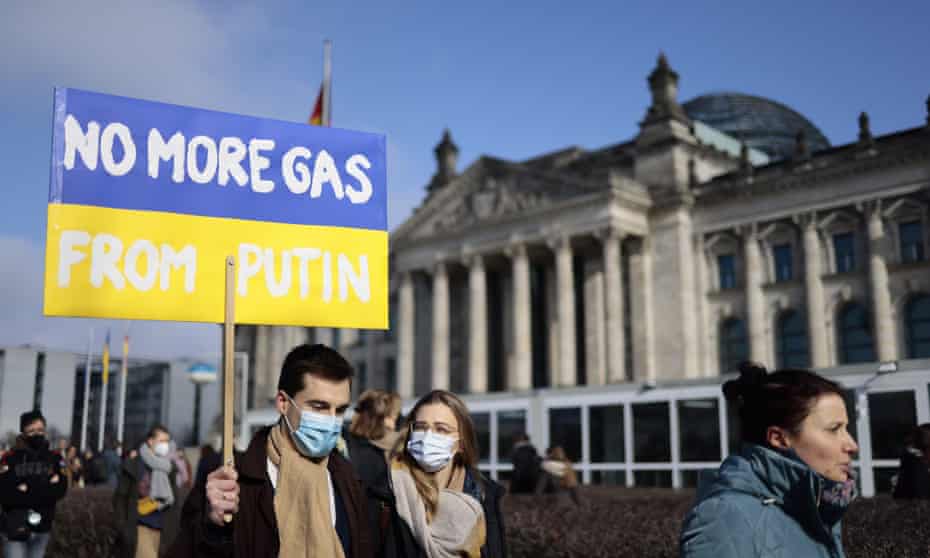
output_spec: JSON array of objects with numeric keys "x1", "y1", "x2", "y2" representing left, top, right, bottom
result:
[
  {"x1": 171, "y1": 443, "x2": 193, "y2": 493},
  {"x1": 893, "y1": 423, "x2": 930, "y2": 499},
  {"x1": 535, "y1": 446, "x2": 581, "y2": 506},
  {"x1": 113, "y1": 425, "x2": 181, "y2": 558},
  {"x1": 102, "y1": 438, "x2": 123, "y2": 488},
  {"x1": 170, "y1": 343, "x2": 374, "y2": 558},
  {"x1": 392, "y1": 390, "x2": 507, "y2": 558},
  {"x1": 680, "y1": 363, "x2": 859, "y2": 558},
  {"x1": 345, "y1": 389, "x2": 405, "y2": 557},
  {"x1": 346, "y1": 389, "x2": 402, "y2": 486},
  {"x1": 0, "y1": 410, "x2": 68, "y2": 558},
  {"x1": 509, "y1": 433, "x2": 540, "y2": 494}
]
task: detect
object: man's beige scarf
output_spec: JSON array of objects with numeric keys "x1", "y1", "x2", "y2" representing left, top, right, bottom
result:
[{"x1": 267, "y1": 425, "x2": 346, "y2": 558}]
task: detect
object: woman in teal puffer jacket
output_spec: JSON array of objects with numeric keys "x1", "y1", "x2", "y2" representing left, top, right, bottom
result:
[{"x1": 680, "y1": 364, "x2": 859, "y2": 558}]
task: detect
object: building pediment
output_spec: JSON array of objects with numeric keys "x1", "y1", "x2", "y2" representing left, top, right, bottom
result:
[{"x1": 393, "y1": 157, "x2": 605, "y2": 244}]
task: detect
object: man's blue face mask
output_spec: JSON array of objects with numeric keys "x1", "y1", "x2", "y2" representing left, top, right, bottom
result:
[{"x1": 282, "y1": 394, "x2": 342, "y2": 458}]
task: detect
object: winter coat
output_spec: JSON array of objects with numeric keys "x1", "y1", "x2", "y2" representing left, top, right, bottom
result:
[
  {"x1": 168, "y1": 425, "x2": 374, "y2": 558},
  {"x1": 680, "y1": 444, "x2": 848, "y2": 558},
  {"x1": 112, "y1": 455, "x2": 181, "y2": 557},
  {"x1": 509, "y1": 442, "x2": 540, "y2": 494},
  {"x1": 0, "y1": 445, "x2": 67, "y2": 538},
  {"x1": 466, "y1": 469, "x2": 508, "y2": 558},
  {"x1": 893, "y1": 448, "x2": 930, "y2": 499}
]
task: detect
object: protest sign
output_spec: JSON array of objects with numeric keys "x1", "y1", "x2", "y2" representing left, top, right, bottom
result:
[{"x1": 44, "y1": 88, "x2": 388, "y2": 329}]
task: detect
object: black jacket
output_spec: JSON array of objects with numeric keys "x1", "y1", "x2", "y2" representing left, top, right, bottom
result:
[
  {"x1": 0, "y1": 445, "x2": 67, "y2": 538},
  {"x1": 112, "y1": 455, "x2": 181, "y2": 557},
  {"x1": 509, "y1": 442, "x2": 541, "y2": 494},
  {"x1": 469, "y1": 470, "x2": 507, "y2": 558},
  {"x1": 893, "y1": 449, "x2": 930, "y2": 500}
]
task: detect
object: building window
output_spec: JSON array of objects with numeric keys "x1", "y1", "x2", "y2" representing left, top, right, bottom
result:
[
  {"x1": 833, "y1": 232, "x2": 856, "y2": 273},
  {"x1": 899, "y1": 221, "x2": 925, "y2": 264},
  {"x1": 719, "y1": 318, "x2": 748, "y2": 373},
  {"x1": 776, "y1": 311, "x2": 809, "y2": 368},
  {"x1": 718, "y1": 254, "x2": 737, "y2": 290},
  {"x1": 773, "y1": 244, "x2": 793, "y2": 282},
  {"x1": 838, "y1": 303, "x2": 875, "y2": 364},
  {"x1": 548, "y1": 407, "x2": 582, "y2": 462},
  {"x1": 905, "y1": 295, "x2": 930, "y2": 358}
]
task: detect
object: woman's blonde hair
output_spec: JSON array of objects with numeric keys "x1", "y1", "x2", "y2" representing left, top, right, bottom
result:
[
  {"x1": 349, "y1": 389, "x2": 402, "y2": 441},
  {"x1": 394, "y1": 390, "x2": 481, "y2": 519}
]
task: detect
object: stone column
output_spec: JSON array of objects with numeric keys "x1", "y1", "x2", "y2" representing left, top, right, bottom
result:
[
  {"x1": 397, "y1": 272, "x2": 415, "y2": 398},
  {"x1": 743, "y1": 225, "x2": 767, "y2": 364},
  {"x1": 583, "y1": 258, "x2": 606, "y2": 386},
  {"x1": 550, "y1": 234, "x2": 577, "y2": 387},
  {"x1": 545, "y1": 265, "x2": 560, "y2": 387},
  {"x1": 507, "y1": 243, "x2": 533, "y2": 391},
  {"x1": 599, "y1": 228, "x2": 625, "y2": 383},
  {"x1": 799, "y1": 213, "x2": 829, "y2": 367},
  {"x1": 466, "y1": 253, "x2": 488, "y2": 394},
  {"x1": 431, "y1": 261, "x2": 450, "y2": 390},
  {"x1": 865, "y1": 202, "x2": 897, "y2": 361},
  {"x1": 694, "y1": 235, "x2": 714, "y2": 376},
  {"x1": 629, "y1": 238, "x2": 655, "y2": 381},
  {"x1": 314, "y1": 328, "x2": 334, "y2": 347}
]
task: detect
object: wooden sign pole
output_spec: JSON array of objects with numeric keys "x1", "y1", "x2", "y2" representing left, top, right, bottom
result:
[{"x1": 223, "y1": 256, "x2": 236, "y2": 523}]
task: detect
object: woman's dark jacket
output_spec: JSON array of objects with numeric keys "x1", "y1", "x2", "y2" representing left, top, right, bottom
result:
[
  {"x1": 112, "y1": 455, "x2": 181, "y2": 556},
  {"x1": 893, "y1": 448, "x2": 930, "y2": 499}
]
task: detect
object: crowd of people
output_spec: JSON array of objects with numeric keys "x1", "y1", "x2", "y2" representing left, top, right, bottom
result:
[{"x1": 0, "y1": 346, "x2": 928, "y2": 558}]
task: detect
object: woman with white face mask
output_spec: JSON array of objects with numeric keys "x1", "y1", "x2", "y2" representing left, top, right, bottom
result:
[{"x1": 391, "y1": 390, "x2": 507, "y2": 558}]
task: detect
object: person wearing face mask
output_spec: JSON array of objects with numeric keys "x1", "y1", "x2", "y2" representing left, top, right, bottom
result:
[
  {"x1": 680, "y1": 363, "x2": 860, "y2": 558},
  {"x1": 113, "y1": 425, "x2": 181, "y2": 558},
  {"x1": 0, "y1": 410, "x2": 67, "y2": 558},
  {"x1": 391, "y1": 390, "x2": 507, "y2": 558},
  {"x1": 169, "y1": 344, "x2": 374, "y2": 558}
]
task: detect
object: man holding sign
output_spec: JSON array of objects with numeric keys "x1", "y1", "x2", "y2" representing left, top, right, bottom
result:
[
  {"x1": 44, "y1": 89, "x2": 389, "y2": 557},
  {"x1": 171, "y1": 344, "x2": 374, "y2": 557}
]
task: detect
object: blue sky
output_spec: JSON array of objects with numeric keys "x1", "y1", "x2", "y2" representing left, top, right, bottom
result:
[{"x1": 1, "y1": 1, "x2": 928, "y2": 358}]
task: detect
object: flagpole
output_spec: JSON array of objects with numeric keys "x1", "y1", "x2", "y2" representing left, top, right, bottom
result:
[
  {"x1": 79, "y1": 328, "x2": 93, "y2": 451},
  {"x1": 322, "y1": 39, "x2": 332, "y2": 127},
  {"x1": 98, "y1": 332, "x2": 110, "y2": 452},
  {"x1": 116, "y1": 334, "x2": 129, "y2": 448}
]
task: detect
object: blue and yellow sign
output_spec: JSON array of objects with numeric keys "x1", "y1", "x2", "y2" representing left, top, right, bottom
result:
[{"x1": 44, "y1": 88, "x2": 387, "y2": 329}]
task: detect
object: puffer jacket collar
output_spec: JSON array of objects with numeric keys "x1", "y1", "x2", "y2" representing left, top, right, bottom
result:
[{"x1": 702, "y1": 444, "x2": 838, "y2": 547}]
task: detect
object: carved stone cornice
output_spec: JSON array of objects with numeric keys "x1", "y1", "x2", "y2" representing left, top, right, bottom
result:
[{"x1": 695, "y1": 134, "x2": 930, "y2": 206}]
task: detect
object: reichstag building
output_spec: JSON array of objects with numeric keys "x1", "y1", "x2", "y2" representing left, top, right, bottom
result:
[{"x1": 239, "y1": 55, "x2": 930, "y2": 495}]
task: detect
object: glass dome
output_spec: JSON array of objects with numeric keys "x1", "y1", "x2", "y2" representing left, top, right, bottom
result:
[{"x1": 683, "y1": 92, "x2": 830, "y2": 161}]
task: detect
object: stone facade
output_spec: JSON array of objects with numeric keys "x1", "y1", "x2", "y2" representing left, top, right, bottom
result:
[{"x1": 238, "y1": 55, "x2": 930, "y2": 403}]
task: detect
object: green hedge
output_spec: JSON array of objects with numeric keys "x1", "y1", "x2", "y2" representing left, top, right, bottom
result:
[{"x1": 2, "y1": 486, "x2": 927, "y2": 557}]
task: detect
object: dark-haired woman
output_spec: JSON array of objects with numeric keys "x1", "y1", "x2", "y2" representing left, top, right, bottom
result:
[
  {"x1": 893, "y1": 423, "x2": 930, "y2": 499},
  {"x1": 392, "y1": 390, "x2": 506, "y2": 558},
  {"x1": 680, "y1": 365, "x2": 859, "y2": 558}
]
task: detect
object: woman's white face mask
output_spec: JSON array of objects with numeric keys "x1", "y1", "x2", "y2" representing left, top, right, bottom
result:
[{"x1": 407, "y1": 430, "x2": 457, "y2": 473}]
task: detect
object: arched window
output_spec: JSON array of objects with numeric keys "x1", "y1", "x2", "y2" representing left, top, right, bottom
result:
[
  {"x1": 906, "y1": 295, "x2": 930, "y2": 358},
  {"x1": 838, "y1": 303, "x2": 876, "y2": 364},
  {"x1": 719, "y1": 318, "x2": 748, "y2": 374},
  {"x1": 777, "y1": 310, "x2": 809, "y2": 368}
]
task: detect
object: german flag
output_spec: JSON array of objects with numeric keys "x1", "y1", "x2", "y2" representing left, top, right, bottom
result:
[{"x1": 308, "y1": 85, "x2": 324, "y2": 126}]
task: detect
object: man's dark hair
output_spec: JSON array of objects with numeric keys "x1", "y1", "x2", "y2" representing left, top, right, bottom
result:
[
  {"x1": 20, "y1": 409, "x2": 46, "y2": 432},
  {"x1": 278, "y1": 344, "x2": 354, "y2": 397},
  {"x1": 147, "y1": 424, "x2": 170, "y2": 440}
]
